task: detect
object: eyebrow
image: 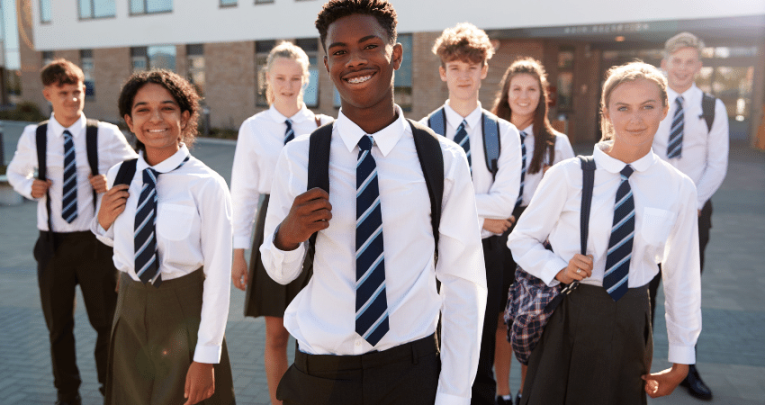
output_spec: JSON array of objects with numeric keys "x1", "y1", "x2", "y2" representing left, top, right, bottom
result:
[
  {"x1": 327, "y1": 35, "x2": 381, "y2": 51},
  {"x1": 133, "y1": 100, "x2": 178, "y2": 108},
  {"x1": 614, "y1": 99, "x2": 658, "y2": 105}
]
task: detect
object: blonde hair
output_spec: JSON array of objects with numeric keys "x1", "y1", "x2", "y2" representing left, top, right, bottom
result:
[
  {"x1": 432, "y1": 22, "x2": 495, "y2": 66},
  {"x1": 664, "y1": 32, "x2": 705, "y2": 58},
  {"x1": 265, "y1": 41, "x2": 311, "y2": 104},
  {"x1": 600, "y1": 61, "x2": 668, "y2": 141}
]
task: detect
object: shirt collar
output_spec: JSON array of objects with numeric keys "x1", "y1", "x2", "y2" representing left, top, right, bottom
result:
[
  {"x1": 49, "y1": 113, "x2": 86, "y2": 138},
  {"x1": 667, "y1": 83, "x2": 699, "y2": 105},
  {"x1": 593, "y1": 141, "x2": 656, "y2": 174},
  {"x1": 138, "y1": 144, "x2": 191, "y2": 173},
  {"x1": 521, "y1": 124, "x2": 533, "y2": 136},
  {"x1": 267, "y1": 104, "x2": 313, "y2": 124},
  {"x1": 337, "y1": 105, "x2": 409, "y2": 157},
  {"x1": 444, "y1": 100, "x2": 483, "y2": 130}
]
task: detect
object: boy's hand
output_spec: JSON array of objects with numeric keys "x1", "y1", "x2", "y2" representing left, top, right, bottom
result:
[{"x1": 274, "y1": 188, "x2": 332, "y2": 251}]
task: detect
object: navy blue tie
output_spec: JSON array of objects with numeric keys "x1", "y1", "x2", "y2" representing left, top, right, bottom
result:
[
  {"x1": 453, "y1": 120, "x2": 471, "y2": 169},
  {"x1": 515, "y1": 131, "x2": 528, "y2": 210},
  {"x1": 134, "y1": 156, "x2": 189, "y2": 287},
  {"x1": 603, "y1": 165, "x2": 635, "y2": 301},
  {"x1": 284, "y1": 119, "x2": 295, "y2": 144},
  {"x1": 355, "y1": 135, "x2": 389, "y2": 346},
  {"x1": 667, "y1": 96, "x2": 684, "y2": 159},
  {"x1": 61, "y1": 130, "x2": 78, "y2": 223}
]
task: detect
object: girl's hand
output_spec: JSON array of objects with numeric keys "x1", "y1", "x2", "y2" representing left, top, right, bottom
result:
[
  {"x1": 643, "y1": 363, "x2": 689, "y2": 398},
  {"x1": 98, "y1": 184, "x2": 130, "y2": 231},
  {"x1": 555, "y1": 254, "x2": 593, "y2": 284},
  {"x1": 184, "y1": 361, "x2": 215, "y2": 405}
]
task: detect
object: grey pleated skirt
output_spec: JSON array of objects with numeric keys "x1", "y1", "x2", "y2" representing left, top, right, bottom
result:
[
  {"x1": 520, "y1": 283, "x2": 653, "y2": 405},
  {"x1": 106, "y1": 269, "x2": 235, "y2": 405},
  {"x1": 244, "y1": 194, "x2": 313, "y2": 318}
]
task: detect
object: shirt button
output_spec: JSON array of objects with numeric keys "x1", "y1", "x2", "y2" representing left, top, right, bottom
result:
[{"x1": 356, "y1": 341, "x2": 361, "y2": 346}]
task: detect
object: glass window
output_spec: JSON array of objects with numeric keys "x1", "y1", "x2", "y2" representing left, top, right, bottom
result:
[
  {"x1": 42, "y1": 51, "x2": 55, "y2": 66},
  {"x1": 187, "y1": 44, "x2": 205, "y2": 97},
  {"x1": 255, "y1": 0, "x2": 274, "y2": 4},
  {"x1": 255, "y1": 41, "x2": 276, "y2": 107},
  {"x1": 220, "y1": 0, "x2": 237, "y2": 5},
  {"x1": 148, "y1": 45, "x2": 176, "y2": 70},
  {"x1": 81, "y1": 50, "x2": 95, "y2": 99},
  {"x1": 80, "y1": 0, "x2": 116, "y2": 19},
  {"x1": 40, "y1": 0, "x2": 52, "y2": 23},
  {"x1": 131, "y1": 47, "x2": 147, "y2": 72},
  {"x1": 130, "y1": 0, "x2": 172, "y2": 14},
  {"x1": 394, "y1": 34, "x2": 412, "y2": 111},
  {"x1": 296, "y1": 38, "x2": 319, "y2": 108}
]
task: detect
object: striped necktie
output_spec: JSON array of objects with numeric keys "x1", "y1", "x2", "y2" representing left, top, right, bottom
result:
[
  {"x1": 515, "y1": 131, "x2": 528, "y2": 210},
  {"x1": 603, "y1": 165, "x2": 635, "y2": 301},
  {"x1": 61, "y1": 130, "x2": 78, "y2": 223},
  {"x1": 667, "y1": 96, "x2": 684, "y2": 158},
  {"x1": 454, "y1": 119, "x2": 471, "y2": 169},
  {"x1": 134, "y1": 156, "x2": 190, "y2": 287},
  {"x1": 355, "y1": 135, "x2": 389, "y2": 346},
  {"x1": 284, "y1": 118, "x2": 295, "y2": 144}
]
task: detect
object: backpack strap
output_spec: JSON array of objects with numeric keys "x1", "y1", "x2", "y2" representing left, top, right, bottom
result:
[
  {"x1": 426, "y1": 107, "x2": 447, "y2": 136},
  {"x1": 481, "y1": 111, "x2": 501, "y2": 180},
  {"x1": 85, "y1": 119, "x2": 99, "y2": 209},
  {"x1": 700, "y1": 92, "x2": 716, "y2": 133},
  {"x1": 306, "y1": 123, "x2": 334, "y2": 253},
  {"x1": 36, "y1": 122, "x2": 53, "y2": 233},
  {"x1": 113, "y1": 158, "x2": 138, "y2": 187},
  {"x1": 408, "y1": 119, "x2": 444, "y2": 260}
]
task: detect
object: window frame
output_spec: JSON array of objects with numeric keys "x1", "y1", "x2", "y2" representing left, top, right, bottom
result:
[
  {"x1": 129, "y1": 0, "x2": 173, "y2": 16},
  {"x1": 78, "y1": 0, "x2": 117, "y2": 20},
  {"x1": 220, "y1": 0, "x2": 237, "y2": 7},
  {"x1": 39, "y1": 0, "x2": 52, "y2": 24}
]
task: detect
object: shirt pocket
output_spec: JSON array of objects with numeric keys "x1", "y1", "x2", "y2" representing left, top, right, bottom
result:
[
  {"x1": 640, "y1": 207, "x2": 677, "y2": 246},
  {"x1": 157, "y1": 203, "x2": 197, "y2": 241}
]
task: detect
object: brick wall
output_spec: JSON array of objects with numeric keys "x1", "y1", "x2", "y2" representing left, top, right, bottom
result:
[
  {"x1": 204, "y1": 41, "x2": 257, "y2": 129},
  {"x1": 89, "y1": 47, "x2": 132, "y2": 124},
  {"x1": 18, "y1": 0, "x2": 46, "y2": 115}
]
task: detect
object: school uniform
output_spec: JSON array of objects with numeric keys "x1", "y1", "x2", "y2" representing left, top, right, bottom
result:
[
  {"x1": 500, "y1": 125, "x2": 574, "y2": 309},
  {"x1": 231, "y1": 104, "x2": 332, "y2": 318},
  {"x1": 91, "y1": 145, "x2": 235, "y2": 405},
  {"x1": 261, "y1": 106, "x2": 487, "y2": 405},
  {"x1": 507, "y1": 143, "x2": 702, "y2": 405},
  {"x1": 419, "y1": 101, "x2": 522, "y2": 405},
  {"x1": 6, "y1": 113, "x2": 136, "y2": 403}
]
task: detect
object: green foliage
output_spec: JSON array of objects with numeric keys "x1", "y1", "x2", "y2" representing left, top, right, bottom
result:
[{"x1": 0, "y1": 101, "x2": 47, "y2": 122}]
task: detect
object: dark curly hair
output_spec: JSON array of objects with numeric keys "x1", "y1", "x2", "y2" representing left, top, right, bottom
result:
[
  {"x1": 315, "y1": 0, "x2": 397, "y2": 52},
  {"x1": 491, "y1": 58, "x2": 556, "y2": 175},
  {"x1": 118, "y1": 70, "x2": 200, "y2": 154}
]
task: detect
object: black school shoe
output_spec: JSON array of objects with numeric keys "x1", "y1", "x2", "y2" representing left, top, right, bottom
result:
[
  {"x1": 680, "y1": 364, "x2": 713, "y2": 400},
  {"x1": 54, "y1": 394, "x2": 81, "y2": 405},
  {"x1": 515, "y1": 391, "x2": 522, "y2": 405},
  {"x1": 495, "y1": 395, "x2": 512, "y2": 405}
]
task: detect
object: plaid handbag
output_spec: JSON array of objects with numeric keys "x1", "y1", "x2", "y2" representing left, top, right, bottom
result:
[{"x1": 504, "y1": 156, "x2": 596, "y2": 365}]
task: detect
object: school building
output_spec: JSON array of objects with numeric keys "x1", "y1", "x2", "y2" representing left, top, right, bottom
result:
[{"x1": 15, "y1": 0, "x2": 765, "y2": 147}]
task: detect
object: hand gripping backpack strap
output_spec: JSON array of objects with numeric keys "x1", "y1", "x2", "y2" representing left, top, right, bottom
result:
[
  {"x1": 544, "y1": 155, "x2": 596, "y2": 312},
  {"x1": 481, "y1": 111, "x2": 501, "y2": 180},
  {"x1": 425, "y1": 107, "x2": 447, "y2": 137},
  {"x1": 701, "y1": 92, "x2": 716, "y2": 133},
  {"x1": 408, "y1": 119, "x2": 444, "y2": 261},
  {"x1": 86, "y1": 119, "x2": 99, "y2": 209},
  {"x1": 306, "y1": 123, "x2": 334, "y2": 256},
  {"x1": 36, "y1": 122, "x2": 53, "y2": 234}
]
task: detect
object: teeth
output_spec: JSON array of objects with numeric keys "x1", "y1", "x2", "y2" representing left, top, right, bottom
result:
[
  {"x1": 148, "y1": 129, "x2": 166, "y2": 133},
  {"x1": 347, "y1": 75, "x2": 372, "y2": 84}
]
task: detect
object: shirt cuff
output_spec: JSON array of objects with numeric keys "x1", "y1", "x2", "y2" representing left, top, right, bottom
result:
[
  {"x1": 541, "y1": 256, "x2": 567, "y2": 286},
  {"x1": 435, "y1": 391, "x2": 470, "y2": 405},
  {"x1": 233, "y1": 235, "x2": 252, "y2": 250},
  {"x1": 697, "y1": 199, "x2": 706, "y2": 211},
  {"x1": 90, "y1": 219, "x2": 114, "y2": 246},
  {"x1": 193, "y1": 343, "x2": 222, "y2": 364},
  {"x1": 668, "y1": 344, "x2": 696, "y2": 365}
]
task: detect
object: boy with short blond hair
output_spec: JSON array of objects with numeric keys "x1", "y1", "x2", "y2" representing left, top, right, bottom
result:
[{"x1": 421, "y1": 22, "x2": 522, "y2": 405}]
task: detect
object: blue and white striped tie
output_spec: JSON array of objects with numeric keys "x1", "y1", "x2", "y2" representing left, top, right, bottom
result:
[
  {"x1": 515, "y1": 131, "x2": 528, "y2": 210},
  {"x1": 355, "y1": 135, "x2": 389, "y2": 346},
  {"x1": 61, "y1": 130, "x2": 78, "y2": 223},
  {"x1": 134, "y1": 156, "x2": 189, "y2": 287},
  {"x1": 603, "y1": 165, "x2": 635, "y2": 301},
  {"x1": 284, "y1": 118, "x2": 295, "y2": 144},
  {"x1": 667, "y1": 96, "x2": 684, "y2": 159},
  {"x1": 454, "y1": 120, "x2": 471, "y2": 169}
]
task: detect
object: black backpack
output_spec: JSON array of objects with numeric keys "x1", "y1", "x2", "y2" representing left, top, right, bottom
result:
[{"x1": 700, "y1": 92, "x2": 717, "y2": 133}]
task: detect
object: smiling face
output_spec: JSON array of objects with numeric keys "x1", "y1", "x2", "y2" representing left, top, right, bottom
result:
[
  {"x1": 124, "y1": 83, "x2": 190, "y2": 164},
  {"x1": 661, "y1": 46, "x2": 702, "y2": 94},
  {"x1": 323, "y1": 14, "x2": 402, "y2": 116},
  {"x1": 507, "y1": 73, "x2": 541, "y2": 123},
  {"x1": 439, "y1": 59, "x2": 487, "y2": 104},
  {"x1": 43, "y1": 82, "x2": 85, "y2": 127},
  {"x1": 603, "y1": 78, "x2": 669, "y2": 154},
  {"x1": 267, "y1": 57, "x2": 306, "y2": 106}
]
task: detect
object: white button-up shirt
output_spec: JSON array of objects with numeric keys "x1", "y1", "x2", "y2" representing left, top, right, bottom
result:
[
  {"x1": 652, "y1": 84, "x2": 729, "y2": 209},
  {"x1": 419, "y1": 101, "x2": 522, "y2": 238},
  {"x1": 91, "y1": 145, "x2": 232, "y2": 364},
  {"x1": 516, "y1": 124, "x2": 575, "y2": 207},
  {"x1": 507, "y1": 143, "x2": 701, "y2": 364},
  {"x1": 7, "y1": 113, "x2": 136, "y2": 232},
  {"x1": 230, "y1": 104, "x2": 333, "y2": 249},
  {"x1": 261, "y1": 107, "x2": 487, "y2": 405}
]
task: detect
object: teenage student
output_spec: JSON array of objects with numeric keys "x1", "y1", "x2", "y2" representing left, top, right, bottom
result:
[
  {"x1": 230, "y1": 41, "x2": 332, "y2": 405},
  {"x1": 507, "y1": 61, "x2": 702, "y2": 404},
  {"x1": 93, "y1": 70, "x2": 235, "y2": 405},
  {"x1": 7, "y1": 59, "x2": 136, "y2": 405},
  {"x1": 649, "y1": 32, "x2": 728, "y2": 401},
  {"x1": 260, "y1": 1, "x2": 487, "y2": 404},
  {"x1": 418, "y1": 22, "x2": 521, "y2": 405},
  {"x1": 490, "y1": 57, "x2": 574, "y2": 405}
]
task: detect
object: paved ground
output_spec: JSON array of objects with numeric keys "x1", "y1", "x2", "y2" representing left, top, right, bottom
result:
[{"x1": 1, "y1": 120, "x2": 764, "y2": 404}]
